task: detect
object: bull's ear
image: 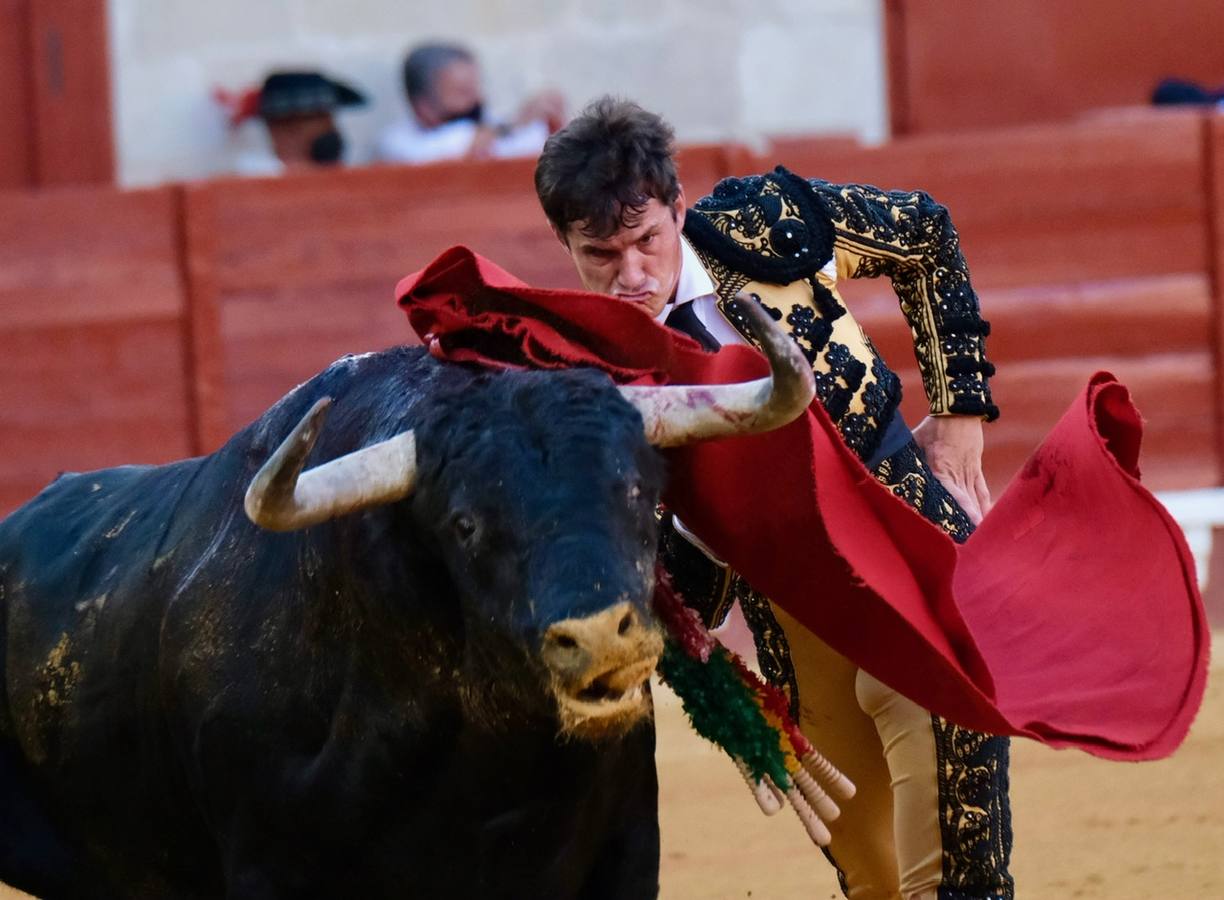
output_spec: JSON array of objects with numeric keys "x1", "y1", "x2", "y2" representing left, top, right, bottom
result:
[
  {"x1": 245, "y1": 398, "x2": 419, "y2": 532},
  {"x1": 619, "y1": 295, "x2": 814, "y2": 447}
]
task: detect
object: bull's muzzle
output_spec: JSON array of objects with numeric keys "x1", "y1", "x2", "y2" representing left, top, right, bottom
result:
[{"x1": 540, "y1": 602, "x2": 663, "y2": 739}]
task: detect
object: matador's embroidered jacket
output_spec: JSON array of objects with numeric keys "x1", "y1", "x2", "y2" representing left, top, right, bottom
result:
[{"x1": 682, "y1": 166, "x2": 998, "y2": 465}]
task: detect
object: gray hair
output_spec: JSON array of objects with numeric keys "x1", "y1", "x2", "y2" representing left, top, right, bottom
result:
[{"x1": 402, "y1": 43, "x2": 474, "y2": 101}]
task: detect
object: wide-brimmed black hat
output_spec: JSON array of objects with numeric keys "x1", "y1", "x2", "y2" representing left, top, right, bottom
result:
[{"x1": 258, "y1": 71, "x2": 367, "y2": 120}]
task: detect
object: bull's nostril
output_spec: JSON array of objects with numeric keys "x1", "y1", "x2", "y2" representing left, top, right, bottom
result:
[
  {"x1": 618, "y1": 612, "x2": 633, "y2": 635},
  {"x1": 554, "y1": 634, "x2": 578, "y2": 649}
]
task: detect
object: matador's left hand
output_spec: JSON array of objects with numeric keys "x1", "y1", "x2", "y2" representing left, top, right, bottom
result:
[{"x1": 911, "y1": 415, "x2": 992, "y2": 525}]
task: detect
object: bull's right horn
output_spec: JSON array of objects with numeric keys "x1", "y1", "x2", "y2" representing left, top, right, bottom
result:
[
  {"x1": 244, "y1": 397, "x2": 418, "y2": 532},
  {"x1": 619, "y1": 294, "x2": 816, "y2": 447}
]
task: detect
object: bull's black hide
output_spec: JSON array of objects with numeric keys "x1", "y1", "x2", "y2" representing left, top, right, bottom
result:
[{"x1": 0, "y1": 348, "x2": 665, "y2": 899}]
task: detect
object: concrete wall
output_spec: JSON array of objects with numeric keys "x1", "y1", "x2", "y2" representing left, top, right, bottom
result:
[{"x1": 107, "y1": 0, "x2": 888, "y2": 187}]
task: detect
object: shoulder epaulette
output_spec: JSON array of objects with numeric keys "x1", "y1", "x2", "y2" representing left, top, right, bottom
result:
[{"x1": 684, "y1": 166, "x2": 834, "y2": 285}]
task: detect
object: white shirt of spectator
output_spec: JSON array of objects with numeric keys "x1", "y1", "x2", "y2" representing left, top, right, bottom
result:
[{"x1": 377, "y1": 116, "x2": 550, "y2": 164}]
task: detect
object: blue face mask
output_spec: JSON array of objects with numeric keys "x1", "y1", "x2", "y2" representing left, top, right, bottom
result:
[{"x1": 309, "y1": 129, "x2": 344, "y2": 164}]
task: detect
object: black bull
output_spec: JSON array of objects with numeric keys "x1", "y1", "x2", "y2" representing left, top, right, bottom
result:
[{"x1": 0, "y1": 302, "x2": 811, "y2": 899}]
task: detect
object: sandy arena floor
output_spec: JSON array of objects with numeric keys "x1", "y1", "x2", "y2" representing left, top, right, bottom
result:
[
  {"x1": 3, "y1": 635, "x2": 1220, "y2": 899},
  {"x1": 655, "y1": 634, "x2": 1224, "y2": 899}
]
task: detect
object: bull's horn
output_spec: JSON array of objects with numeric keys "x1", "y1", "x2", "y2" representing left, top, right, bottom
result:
[
  {"x1": 619, "y1": 294, "x2": 816, "y2": 447},
  {"x1": 244, "y1": 397, "x2": 418, "y2": 532}
]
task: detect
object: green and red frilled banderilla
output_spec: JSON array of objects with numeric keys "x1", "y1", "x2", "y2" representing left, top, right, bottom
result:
[{"x1": 652, "y1": 565, "x2": 855, "y2": 846}]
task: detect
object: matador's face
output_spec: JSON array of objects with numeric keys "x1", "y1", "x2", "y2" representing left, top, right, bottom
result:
[{"x1": 561, "y1": 194, "x2": 687, "y2": 319}]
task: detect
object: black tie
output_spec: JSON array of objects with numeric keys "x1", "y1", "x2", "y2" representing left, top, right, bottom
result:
[{"x1": 665, "y1": 301, "x2": 720, "y2": 351}]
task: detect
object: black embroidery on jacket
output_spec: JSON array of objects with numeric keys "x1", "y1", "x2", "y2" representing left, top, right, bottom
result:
[
  {"x1": 809, "y1": 179, "x2": 999, "y2": 421},
  {"x1": 809, "y1": 275, "x2": 845, "y2": 322},
  {"x1": 783, "y1": 304, "x2": 832, "y2": 363},
  {"x1": 684, "y1": 167, "x2": 835, "y2": 284}
]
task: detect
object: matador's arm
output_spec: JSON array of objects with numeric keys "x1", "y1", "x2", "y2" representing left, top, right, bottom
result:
[
  {"x1": 810, "y1": 180, "x2": 997, "y2": 519},
  {"x1": 809, "y1": 180, "x2": 998, "y2": 422}
]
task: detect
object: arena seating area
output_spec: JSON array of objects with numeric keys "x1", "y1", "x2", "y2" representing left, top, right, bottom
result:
[{"x1": 2, "y1": 109, "x2": 1221, "y2": 551}]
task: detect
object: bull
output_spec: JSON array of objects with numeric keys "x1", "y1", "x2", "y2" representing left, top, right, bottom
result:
[{"x1": 0, "y1": 301, "x2": 812, "y2": 899}]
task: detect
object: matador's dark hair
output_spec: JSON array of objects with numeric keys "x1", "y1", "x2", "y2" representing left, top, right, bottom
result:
[{"x1": 534, "y1": 96, "x2": 680, "y2": 240}]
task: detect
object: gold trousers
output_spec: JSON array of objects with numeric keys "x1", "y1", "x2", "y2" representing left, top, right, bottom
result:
[
  {"x1": 741, "y1": 438, "x2": 1014, "y2": 900},
  {"x1": 772, "y1": 605, "x2": 1005, "y2": 899}
]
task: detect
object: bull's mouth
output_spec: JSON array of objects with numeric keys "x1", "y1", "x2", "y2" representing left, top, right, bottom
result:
[{"x1": 554, "y1": 656, "x2": 659, "y2": 740}]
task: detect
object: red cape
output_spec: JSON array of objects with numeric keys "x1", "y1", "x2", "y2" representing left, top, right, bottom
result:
[{"x1": 397, "y1": 246, "x2": 1209, "y2": 760}]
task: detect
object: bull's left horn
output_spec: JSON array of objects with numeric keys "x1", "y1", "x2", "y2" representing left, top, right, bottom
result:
[
  {"x1": 619, "y1": 294, "x2": 816, "y2": 447},
  {"x1": 244, "y1": 397, "x2": 418, "y2": 531}
]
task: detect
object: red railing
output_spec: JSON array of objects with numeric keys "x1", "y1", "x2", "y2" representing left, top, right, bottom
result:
[{"x1": 2, "y1": 111, "x2": 1221, "y2": 516}]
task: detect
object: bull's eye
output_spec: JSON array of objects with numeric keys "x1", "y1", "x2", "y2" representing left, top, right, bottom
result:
[
  {"x1": 453, "y1": 513, "x2": 478, "y2": 542},
  {"x1": 626, "y1": 480, "x2": 643, "y2": 502}
]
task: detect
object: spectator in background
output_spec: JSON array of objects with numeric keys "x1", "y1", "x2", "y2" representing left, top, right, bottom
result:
[
  {"x1": 222, "y1": 71, "x2": 368, "y2": 177},
  {"x1": 376, "y1": 43, "x2": 565, "y2": 164}
]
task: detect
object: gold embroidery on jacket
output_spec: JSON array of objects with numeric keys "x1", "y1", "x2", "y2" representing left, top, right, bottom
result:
[
  {"x1": 813, "y1": 181, "x2": 997, "y2": 420},
  {"x1": 697, "y1": 244, "x2": 901, "y2": 461}
]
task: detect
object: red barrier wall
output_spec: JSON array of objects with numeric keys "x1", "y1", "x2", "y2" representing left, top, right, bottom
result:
[
  {"x1": 182, "y1": 159, "x2": 568, "y2": 445},
  {"x1": 1207, "y1": 116, "x2": 1224, "y2": 484},
  {"x1": 182, "y1": 147, "x2": 733, "y2": 445},
  {"x1": 26, "y1": 0, "x2": 115, "y2": 186},
  {"x1": 0, "y1": 185, "x2": 192, "y2": 513},
  {"x1": 886, "y1": 0, "x2": 1224, "y2": 136},
  {"x1": 0, "y1": 114, "x2": 1220, "y2": 517},
  {"x1": 0, "y1": 0, "x2": 33, "y2": 189},
  {"x1": 0, "y1": 0, "x2": 113, "y2": 188},
  {"x1": 753, "y1": 110, "x2": 1217, "y2": 491},
  {"x1": 759, "y1": 111, "x2": 1210, "y2": 289}
]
